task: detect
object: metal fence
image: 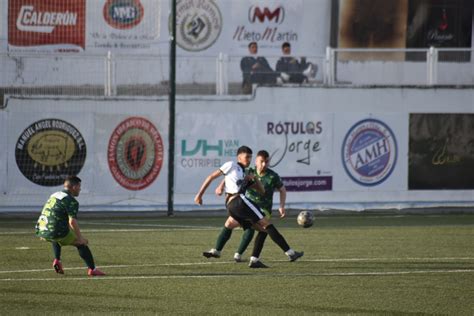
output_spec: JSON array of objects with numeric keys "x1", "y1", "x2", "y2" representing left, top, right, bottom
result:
[
  {"x1": 326, "y1": 47, "x2": 474, "y2": 86},
  {"x1": 1, "y1": 47, "x2": 473, "y2": 100}
]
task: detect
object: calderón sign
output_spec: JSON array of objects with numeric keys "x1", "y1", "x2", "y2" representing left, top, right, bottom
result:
[{"x1": 8, "y1": 0, "x2": 86, "y2": 51}]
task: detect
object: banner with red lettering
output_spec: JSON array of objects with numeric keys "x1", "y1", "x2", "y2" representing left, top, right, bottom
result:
[{"x1": 8, "y1": 0, "x2": 86, "y2": 52}]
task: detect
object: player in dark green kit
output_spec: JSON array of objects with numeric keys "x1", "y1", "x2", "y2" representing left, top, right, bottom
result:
[
  {"x1": 234, "y1": 150, "x2": 287, "y2": 263},
  {"x1": 35, "y1": 176, "x2": 105, "y2": 276}
]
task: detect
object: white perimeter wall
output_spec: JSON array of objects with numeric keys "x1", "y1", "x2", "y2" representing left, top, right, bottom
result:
[{"x1": 1, "y1": 86, "x2": 473, "y2": 212}]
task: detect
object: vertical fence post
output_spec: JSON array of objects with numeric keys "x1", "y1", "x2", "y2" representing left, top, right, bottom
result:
[
  {"x1": 216, "y1": 53, "x2": 222, "y2": 95},
  {"x1": 110, "y1": 52, "x2": 116, "y2": 96},
  {"x1": 432, "y1": 47, "x2": 438, "y2": 85},
  {"x1": 324, "y1": 46, "x2": 330, "y2": 85},
  {"x1": 105, "y1": 51, "x2": 111, "y2": 96},
  {"x1": 222, "y1": 53, "x2": 229, "y2": 95},
  {"x1": 216, "y1": 53, "x2": 228, "y2": 95},
  {"x1": 325, "y1": 46, "x2": 335, "y2": 85},
  {"x1": 427, "y1": 46, "x2": 438, "y2": 86}
]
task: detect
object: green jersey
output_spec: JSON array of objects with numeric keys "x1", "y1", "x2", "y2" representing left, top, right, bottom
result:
[
  {"x1": 35, "y1": 190, "x2": 79, "y2": 239},
  {"x1": 245, "y1": 167, "x2": 283, "y2": 213}
]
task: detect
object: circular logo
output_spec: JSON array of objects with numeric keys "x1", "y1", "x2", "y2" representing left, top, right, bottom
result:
[
  {"x1": 175, "y1": 0, "x2": 222, "y2": 51},
  {"x1": 341, "y1": 118, "x2": 397, "y2": 186},
  {"x1": 108, "y1": 117, "x2": 164, "y2": 190},
  {"x1": 15, "y1": 119, "x2": 87, "y2": 186},
  {"x1": 103, "y1": 0, "x2": 144, "y2": 30}
]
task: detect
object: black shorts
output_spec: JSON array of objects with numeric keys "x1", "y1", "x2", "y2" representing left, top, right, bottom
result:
[{"x1": 227, "y1": 194, "x2": 265, "y2": 229}]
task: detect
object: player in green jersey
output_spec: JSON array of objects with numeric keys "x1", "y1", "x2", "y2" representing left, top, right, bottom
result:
[
  {"x1": 232, "y1": 150, "x2": 286, "y2": 262},
  {"x1": 211, "y1": 150, "x2": 294, "y2": 267},
  {"x1": 35, "y1": 176, "x2": 105, "y2": 276}
]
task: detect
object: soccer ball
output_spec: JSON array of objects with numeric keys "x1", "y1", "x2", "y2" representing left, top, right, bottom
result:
[{"x1": 297, "y1": 210, "x2": 314, "y2": 228}]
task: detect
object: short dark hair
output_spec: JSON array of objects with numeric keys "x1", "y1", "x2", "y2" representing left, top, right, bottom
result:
[
  {"x1": 248, "y1": 41, "x2": 257, "y2": 48},
  {"x1": 65, "y1": 175, "x2": 81, "y2": 186},
  {"x1": 257, "y1": 150, "x2": 270, "y2": 159},
  {"x1": 282, "y1": 42, "x2": 291, "y2": 49},
  {"x1": 237, "y1": 146, "x2": 253, "y2": 155}
]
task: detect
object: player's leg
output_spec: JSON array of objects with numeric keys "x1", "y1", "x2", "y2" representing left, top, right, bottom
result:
[
  {"x1": 51, "y1": 241, "x2": 64, "y2": 274},
  {"x1": 256, "y1": 217, "x2": 304, "y2": 262},
  {"x1": 73, "y1": 244, "x2": 105, "y2": 276},
  {"x1": 49, "y1": 230, "x2": 78, "y2": 274},
  {"x1": 233, "y1": 196, "x2": 272, "y2": 268},
  {"x1": 234, "y1": 207, "x2": 271, "y2": 262},
  {"x1": 203, "y1": 216, "x2": 240, "y2": 258},
  {"x1": 234, "y1": 228, "x2": 255, "y2": 262},
  {"x1": 250, "y1": 230, "x2": 267, "y2": 261},
  {"x1": 56, "y1": 230, "x2": 105, "y2": 276}
]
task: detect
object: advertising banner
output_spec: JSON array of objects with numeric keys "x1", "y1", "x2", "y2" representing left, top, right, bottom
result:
[
  {"x1": 406, "y1": 0, "x2": 472, "y2": 61},
  {"x1": 7, "y1": 111, "x2": 94, "y2": 194},
  {"x1": 409, "y1": 114, "x2": 474, "y2": 190},
  {"x1": 4, "y1": 97, "x2": 169, "y2": 208},
  {"x1": 8, "y1": 0, "x2": 86, "y2": 52},
  {"x1": 333, "y1": 113, "x2": 408, "y2": 191},
  {"x1": 173, "y1": 0, "x2": 331, "y2": 56},
  {"x1": 176, "y1": 113, "x2": 257, "y2": 198},
  {"x1": 94, "y1": 113, "x2": 168, "y2": 195},
  {"x1": 86, "y1": 0, "x2": 161, "y2": 51},
  {"x1": 256, "y1": 113, "x2": 333, "y2": 192},
  {"x1": 1, "y1": 88, "x2": 473, "y2": 212}
]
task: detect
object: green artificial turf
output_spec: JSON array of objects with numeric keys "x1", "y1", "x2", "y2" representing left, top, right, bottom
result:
[{"x1": 0, "y1": 213, "x2": 473, "y2": 315}]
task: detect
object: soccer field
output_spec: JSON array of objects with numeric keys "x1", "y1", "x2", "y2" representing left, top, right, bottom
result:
[{"x1": 0, "y1": 212, "x2": 473, "y2": 315}]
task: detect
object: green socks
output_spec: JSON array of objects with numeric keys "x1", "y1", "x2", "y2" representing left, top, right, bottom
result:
[
  {"x1": 237, "y1": 228, "x2": 255, "y2": 255},
  {"x1": 215, "y1": 227, "x2": 233, "y2": 251}
]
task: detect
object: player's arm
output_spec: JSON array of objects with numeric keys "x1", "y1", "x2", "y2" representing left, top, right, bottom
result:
[
  {"x1": 276, "y1": 185, "x2": 287, "y2": 218},
  {"x1": 215, "y1": 178, "x2": 225, "y2": 196},
  {"x1": 69, "y1": 217, "x2": 88, "y2": 245},
  {"x1": 195, "y1": 169, "x2": 223, "y2": 205}
]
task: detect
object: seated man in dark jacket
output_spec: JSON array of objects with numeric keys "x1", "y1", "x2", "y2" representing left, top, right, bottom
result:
[
  {"x1": 275, "y1": 42, "x2": 317, "y2": 84},
  {"x1": 240, "y1": 42, "x2": 287, "y2": 93}
]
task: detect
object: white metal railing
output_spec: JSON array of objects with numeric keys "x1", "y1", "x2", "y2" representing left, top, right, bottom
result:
[
  {"x1": 326, "y1": 47, "x2": 474, "y2": 86},
  {"x1": 1, "y1": 47, "x2": 473, "y2": 97}
]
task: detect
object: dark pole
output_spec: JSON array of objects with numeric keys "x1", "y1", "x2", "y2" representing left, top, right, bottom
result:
[{"x1": 167, "y1": 0, "x2": 176, "y2": 216}]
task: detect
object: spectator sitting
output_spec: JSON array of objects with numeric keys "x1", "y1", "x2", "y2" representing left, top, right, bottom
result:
[
  {"x1": 275, "y1": 42, "x2": 317, "y2": 84},
  {"x1": 240, "y1": 41, "x2": 289, "y2": 94}
]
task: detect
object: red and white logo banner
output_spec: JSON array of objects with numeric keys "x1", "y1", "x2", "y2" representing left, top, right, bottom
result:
[{"x1": 8, "y1": 0, "x2": 85, "y2": 52}]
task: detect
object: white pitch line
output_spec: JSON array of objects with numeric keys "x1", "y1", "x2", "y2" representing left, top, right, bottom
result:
[
  {"x1": 1, "y1": 257, "x2": 473, "y2": 274},
  {"x1": 0, "y1": 227, "x2": 218, "y2": 236},
  {"x1": 274, "y1": 257, "x2": 474, "y2": 263},
  {"x1": 0, "y1": 261, "x2": 232, "y2": 274},
  {"x1": 82, "y1": 221, "x2": 219, "y2": 229},
  {"x1": 1, "y1": 269, "x2": 474, "y2": 282}
]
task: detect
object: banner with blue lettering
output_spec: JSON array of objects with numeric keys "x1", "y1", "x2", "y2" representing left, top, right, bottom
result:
[{"x1": 333, "y1": 113, "x2": 408, "y2": 191}]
